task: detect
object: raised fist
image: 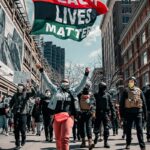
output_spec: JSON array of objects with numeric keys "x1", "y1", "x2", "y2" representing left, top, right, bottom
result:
[
  {"x1": 84, "y1": 67, "x2": 90, "y2": 76},
  {"x1": 39, "y1": 68, "x2": 44, "y2": 73},
  {"x1": 36, "y1": 64, "x2": 44, "y2": 73}
]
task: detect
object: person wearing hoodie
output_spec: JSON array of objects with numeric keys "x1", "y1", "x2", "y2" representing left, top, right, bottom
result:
[
  {"x1": 37, "y1": 66, "x2": 89, "y2": 150},
  {"x1": 10, "y1": 83, "x2": 35, "y2": 150},
  {"x1": 41, "y1": 89, "x2": 54, "y2": 142},
  {"x1": 94, "y1": 82, "x2": 116, "y2": 148}
]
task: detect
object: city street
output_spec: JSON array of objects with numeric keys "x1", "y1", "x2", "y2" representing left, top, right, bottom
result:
[{"x1": 0, "y1": 129, "x2": 150, "y2": 150}]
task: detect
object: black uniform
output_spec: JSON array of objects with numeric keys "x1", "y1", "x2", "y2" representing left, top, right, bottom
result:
[
  {"x1": 41, "y1": 96, "x2": 53, "y2": 141},
  {"x1": 142, "y1": 84, "x2": 150, "y2": 141},
  {"x1": 93, "y1": 82, "x2": 115, "y2": 148},
  {"x1": 10, "y1": 85, "x2": 35, "y2": 148},
  {"x1": 120, "y1": 86, "x2": 147, "y2": 149}
]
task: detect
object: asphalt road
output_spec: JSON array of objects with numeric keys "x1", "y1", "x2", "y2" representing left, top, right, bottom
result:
[{"x1": 0, "y1": 129, "x2": 150, "y2": 150}]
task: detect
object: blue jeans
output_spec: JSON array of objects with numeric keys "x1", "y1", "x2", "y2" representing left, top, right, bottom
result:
[{"x1": 0, "y1": 115, "x2": 8, "y2": 130}]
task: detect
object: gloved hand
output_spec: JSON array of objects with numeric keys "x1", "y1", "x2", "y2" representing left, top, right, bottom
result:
[
  {"x1": 84, "y1": 67, "x2": 90, "y2": 76},
  {"x1": 36, "y1": 64, "x2": 44, "y2": 73},
  {"x1": 39, "y1": 68, "x2": 44, "y2": 73}
]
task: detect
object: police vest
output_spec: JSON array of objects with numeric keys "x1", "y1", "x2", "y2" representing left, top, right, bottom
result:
[
  {"x1": 80, "y1": 94, "x2": 91, "y2": 110},
  {"x1": 125, "y1": 87, "x2": 143, "y2": 109}
]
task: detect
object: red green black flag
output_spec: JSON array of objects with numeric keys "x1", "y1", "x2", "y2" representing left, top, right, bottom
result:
[{"x1": 31, "y1": 0, "x2": 108, "y2": 41}]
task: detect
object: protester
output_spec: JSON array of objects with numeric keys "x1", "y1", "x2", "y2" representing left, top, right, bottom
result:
[
  {"x1": 78, "y1": 81, "x2": 96, "y2": 150},
  {"x1": 94, "y1": 82, "x2": 116, "y2": 148},
  {"x1": 37, "y1": 65, "x2": 89, "y2": 150},
  {"x1": 10, "y1": 83, "x2": 35, "y2": 150},
  {"x1": 120, "y1": 77, "x2": 147, "y2": 150},
  {"x1": 0, "y1": 95, "x2": 9, "y2": 135},
  {"x1": 32, "y1": 97, "x2": 43, "y2": 136},
  {"x1": 41, "y1": 89, "x2": 53, "y2": 142}
]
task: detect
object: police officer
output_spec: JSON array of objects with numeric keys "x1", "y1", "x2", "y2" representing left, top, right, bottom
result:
[
  {"x1": 78, "y1": 81, "x2": 95, "y2": 150},
  {"x1": 94, "y1": 82, "x2": 116, "y2": 148},
  {"x1": 120, "y1": 77, "x2": 147, "y2": 150},
  {"x1": 41, "y1": 89, "x2": 53, "y2": 142},
  {"x1": 10, "y1": 83, "x2": 35, "y2": 150}
]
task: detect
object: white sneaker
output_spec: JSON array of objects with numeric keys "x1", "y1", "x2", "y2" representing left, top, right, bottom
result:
[{"x1": 5, "y1": 132, "x2": 9, "y2": 136}]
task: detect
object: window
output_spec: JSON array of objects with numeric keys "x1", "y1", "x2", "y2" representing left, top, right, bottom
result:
[
  {"x1": 133, "y1": 41, "x2": 137, "y2": 52},
  {"x1": 141, "y1": 51, "x2": 148, "y2": 66},
  {"x1": 142, "y1": 72, "x2": 149, "y2": 86},
  {"x1": 124, "y1": 53, "x2": 128, "y2": 64},
  {"x1": 135, "y1": 60, "x2": 139, "y2": 70},
  {"x1": 128, "y1": 49, "x2": 132, "y2": 59},
  {"x1": 122, "y1": 7, "x2": 132, "y2": 13},
  {"x1": 129, "y1": 64, "x2": 133, "y2": 76},
  {"x1": 122, "y1": 16, "x2": 130, "y2": 23},
  {"x1": 122, "y1": 0, "x2": 131, "y2": 4},
  {"x1": 124, "y1": 68, "x2": 129, "y2": 80},
  {"x1": 141, "y1": 31, "x2": 146, "y2": 44}
]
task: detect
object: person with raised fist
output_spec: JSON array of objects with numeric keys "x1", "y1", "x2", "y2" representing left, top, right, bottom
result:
[{"x1": 38, "y1": 66, "x2": 90, "y2": 150}]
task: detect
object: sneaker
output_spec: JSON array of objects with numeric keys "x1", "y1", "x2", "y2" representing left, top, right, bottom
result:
[
  {"x1": 49, "y1": 138, "x2": 53, "y2": 142},
  {"x1": 94, "y1": 135, "x2": 99, "y2": 145},
  {"x1": 126, "y1": 145, "x2": 130, "y2": 149},
  {"x1": 5, "y1": 132, "x2": 9, "y2": 136},
  {"x1": 104, "y1": 142, "x2": 110, "y2": 148},
  {"x1": 89, "y1": 144, "x2": 94, "y2": 150},
  {"x1": 14, "y1": 146, "x2": 21, "y2": 150},
  {"x1": 73, "y1": 140, "x2": 76, "y2": 143},
  {"x1": 80, "y1": 141, "x2": 86, "y2": 148},
  {"x1": 21, "y1": 141, "x2": 26, "y2": 147}
]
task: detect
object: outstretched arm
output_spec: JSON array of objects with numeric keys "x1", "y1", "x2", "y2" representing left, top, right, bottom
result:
[
  {"x1": 42, "y1": 71, "x2": 57, "y2": 93},
  {"x1": 74, "y1": 67, "x2": 90, "y2": 95}
]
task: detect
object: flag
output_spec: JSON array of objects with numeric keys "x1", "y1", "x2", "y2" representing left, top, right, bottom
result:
[{"x1": 31, "y1": 0, "x2": 108, "y2": 41}]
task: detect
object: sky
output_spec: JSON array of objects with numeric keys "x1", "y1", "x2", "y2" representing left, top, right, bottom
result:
[{"x1": 25, "y1": 0, "x2": 107, "y2": 70}]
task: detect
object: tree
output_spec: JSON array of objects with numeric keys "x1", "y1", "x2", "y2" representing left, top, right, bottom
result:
[{"x1": 65, "y1": 60, "x2": 86, "y2": 87}]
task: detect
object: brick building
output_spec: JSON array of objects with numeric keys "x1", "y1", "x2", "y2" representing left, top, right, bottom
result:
[
  {"x1": 100, "y1": 0, "x2": 139, "y2": 88},
  {"x1": 120, "y1": 0, "x2": 150, "y2": 88}
]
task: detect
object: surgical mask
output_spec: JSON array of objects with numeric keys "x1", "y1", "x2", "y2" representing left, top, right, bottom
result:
[
  {"x1": 61, "y1": 82, "x2": 69, "y2": 90},
  {"x1": 128, "y1": 82, "x2": 135, "y2": 89},
  {"x1": 45, "y1": 92, "x2": 51, "y2": 97}
]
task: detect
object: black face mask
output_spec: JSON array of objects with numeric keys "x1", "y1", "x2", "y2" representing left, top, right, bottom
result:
[
  {"x1": 99, "y1": 86, "x2": 106, "y2": 93},
  {"x1": 82, "y1": 87, "x2": 89, "y2": 95}
]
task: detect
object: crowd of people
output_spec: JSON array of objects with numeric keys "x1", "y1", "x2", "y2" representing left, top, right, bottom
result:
[{"x1": 0, "y1": 67, "x2": 150, "y2": 150}]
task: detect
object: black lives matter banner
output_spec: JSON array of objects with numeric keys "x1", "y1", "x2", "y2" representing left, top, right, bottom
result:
[{"x1": 31, "y1": 0, "x2": 108, "y2": 41}]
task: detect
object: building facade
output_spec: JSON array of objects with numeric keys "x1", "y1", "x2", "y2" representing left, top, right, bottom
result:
[
  {"x1": 91, "y1": 68, "x2": 103, "y2": 93},
  {"x1": 44, "y1": 42, "x2": 65, "y2": 79},
  {"x1": 100, "y1": 0, "x2": 140, "y2": 88},
  {"x1": 0, "y1": 0, "x2": 48, "y2": 96},
  {"x1": 120, "y1": 0, "x2": 150, "y2": 88}
]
